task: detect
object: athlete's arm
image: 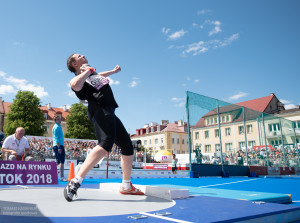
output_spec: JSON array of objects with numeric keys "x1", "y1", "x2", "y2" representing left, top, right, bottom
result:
[
  {"x1": 69, "y1": 69, "x2": 92, "y2": 91},
  {"x1": 98, "y1": 65, "x2": 121, "y2": 77}
]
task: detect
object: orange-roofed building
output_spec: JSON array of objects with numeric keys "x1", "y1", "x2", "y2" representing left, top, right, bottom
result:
[
  {"x1": 190, "y1": 93, "x2": 300, "y2": 163},
  {"x1": 0, "y1": 97, "x2": 69, "y2": 137},
  {"x1": 131, "y1": 120, "x2": 188, "y2": 156}
]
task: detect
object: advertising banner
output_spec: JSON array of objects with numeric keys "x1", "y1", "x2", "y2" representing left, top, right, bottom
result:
[{"x1": 0, "y1": 160, "x2": 58, "y2": 185}]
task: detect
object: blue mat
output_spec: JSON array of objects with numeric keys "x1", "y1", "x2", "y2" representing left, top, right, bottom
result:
[{"x1": 157, "y1": 184, "x2": 292, "y2": 204}]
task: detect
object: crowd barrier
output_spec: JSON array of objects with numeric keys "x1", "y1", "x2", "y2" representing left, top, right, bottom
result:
[{"x1": 190, "y1": 164, "x2": 300, "y2": 178}]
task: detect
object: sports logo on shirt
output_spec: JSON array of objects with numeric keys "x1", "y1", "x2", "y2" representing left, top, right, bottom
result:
[{"x1": 86, "y1": 74, "x2": 109, "y2": 91}]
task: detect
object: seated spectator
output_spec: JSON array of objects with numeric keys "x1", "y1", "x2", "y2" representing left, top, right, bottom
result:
[{"x1": 2, "y1": 127, "x2": 34, "y2": 161}]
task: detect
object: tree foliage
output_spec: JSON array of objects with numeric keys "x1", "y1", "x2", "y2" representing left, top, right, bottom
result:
[
  {"x1": 65, "y1": 103, "x2": 96, "y2": 140},
  {"x1": 4, "y1": 91, "x2": 45, "y2": 136}
]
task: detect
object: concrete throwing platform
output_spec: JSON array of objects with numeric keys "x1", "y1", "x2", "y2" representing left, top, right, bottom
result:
[{"x1": 0, "y1": 187, "x2": 174, "y2": 217}]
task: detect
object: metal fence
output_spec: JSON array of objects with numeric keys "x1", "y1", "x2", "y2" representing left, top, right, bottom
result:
[{"x1": 186, "y1": 91, "x2": 300, "y2": 168}]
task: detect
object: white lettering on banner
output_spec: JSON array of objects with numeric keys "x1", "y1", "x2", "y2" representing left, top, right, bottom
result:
[
  {"x1": 0, "y1": 163, "x2": 15, "y2": 170},
  {"x1": 17, "y1": 164, "x2": 27, "y2": 170},
  {"x1": 28, "y1": 164, "x2": 51, "y2": 171},
  {"x1": 0, "y1": 174, "x2": 52, "y2": 184},
  {"x1": 0, "y1": 174, "x2": 23, "y2": 184}
]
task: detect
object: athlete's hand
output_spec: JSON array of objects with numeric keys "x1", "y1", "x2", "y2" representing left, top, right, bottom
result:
[{"x1": 113, "y1": 65, "x2": 121, "y2": 73}]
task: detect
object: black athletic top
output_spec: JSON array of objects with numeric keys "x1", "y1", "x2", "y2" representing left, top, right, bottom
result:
[{"x1": 72, "y1": 79, "x2": 118, "y2": 117}]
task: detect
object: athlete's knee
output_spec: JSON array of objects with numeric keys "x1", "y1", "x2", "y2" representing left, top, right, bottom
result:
[
  {"x1": 121, "y1": 142, "x2": 134, "y2": 156},
  {"x1": 99, "y1": 139, "x2": 114, "y2": 153}
]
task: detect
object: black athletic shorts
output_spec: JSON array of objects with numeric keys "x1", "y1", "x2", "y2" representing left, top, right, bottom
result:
[
  {"x1": 91, "y1": 105, "x2": 133, "y2": 156},
  {"x1": 53, "y1": 145, "x2": 65, "y2": 164}
]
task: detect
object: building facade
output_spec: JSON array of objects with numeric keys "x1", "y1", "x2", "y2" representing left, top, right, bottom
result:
[
  {"x1": 131, "y1": 120, "x2": 189, "y2": 156},
  {"x1": 191, "y1": 93, "x2": 300, "y2": 159}
]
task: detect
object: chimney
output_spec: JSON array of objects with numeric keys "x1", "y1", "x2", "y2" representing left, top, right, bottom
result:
[
  {"x1": 161, "y1": 120, "x2": 169, "y2": 126},
  {"x1": 63, "y1": 105, "x2": 68, "y2": 112},
  {"x1": 178, "y1": 120, "x2": 183, "y2": 126},
  {"x1": 47, "y1": 103, "x2": 51, "y2": 109}
]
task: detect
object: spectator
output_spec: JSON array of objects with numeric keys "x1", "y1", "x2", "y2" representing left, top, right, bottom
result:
[{"x1": 2, "y1": 127, "x2": 34, "y2": 161}]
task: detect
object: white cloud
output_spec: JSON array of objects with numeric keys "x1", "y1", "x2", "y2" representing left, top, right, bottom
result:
[
  {"x1": 162, "y1": 27, "x2": 171, "y2": 35},
  {"x1": 285, "y1": 104, "x2": 297, "y2": 109},
  {"x1": 182, "y1": 33, "x2": 239, "y2": 56},
  {"x1": 171, "y1": 97, "x2": 185, "y2": 107},
  {"x1": 184, "y1": 41, "x2": 208, "y2": 56},
  {"x1": 128, "y1": 81, "x2": 137, "y2": 88},
  {"x1": 107, "y1": 77, "x2": 120, "y2": 85},
  {"x1": 0, "y1": 70, "x2": 48, "y2": 98},
  {"x1": 67, "y1": 90, "x2": 76, "y2": 98},
  {"x1": 280, "y1": 99, "x2": 291, "y2": 104},
  {"x1": 168, "y1": 29, "x2": 187, "y2": 40},
  {"x1": 219, "y1": 33, "x2": 239, "y2": 47},
  {"x1": 0, "y1": 85, "x2": 15, "y2": 94},
  {"x1": 228, "y1": 92, "x2": 248, "y2": 101},
  {"x1": 57, "y1": 69, "x2": 63, "y2": 73},
  {"x1": 0, "y1": 71, "x2": 6, "y2": 77},
  {"x1": 208, "y1": 20, "x2": 222, "y2": 36},
  {"x1": 171, "y1": 97, "x2": 185, "y2": 102},
  {"x1": 175, "y1": 102, "x2": 186, "y2": 107},
  {"x1": 194, "y1": 79, "x2": 200, "y2": 83},
  {"x1": 197, "y1": 9, "x2": 212, "y2": 15}
]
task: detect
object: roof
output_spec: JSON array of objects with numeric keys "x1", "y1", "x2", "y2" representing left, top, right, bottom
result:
[
  {"x1": 236, "y1": 95, "x2": 274, "y2": 112},
  {"x1": 2, "y1": 102, "x2": 69, "y2": 121},
  {"x1": 161, "y1": 123, "x2": 186, "y2": 133},
  {"x1": 193, "y1": 94, "x2": 277, "y2": 129}
]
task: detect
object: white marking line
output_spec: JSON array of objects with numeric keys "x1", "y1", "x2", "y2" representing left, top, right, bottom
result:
[
  {"x1": 199, "y1": 178, "x2": 260, "y2": 188},
  {"x1": 293, "y1": 201, "x2": 300, "y2": 202},
  {"x1": 139, "y1": 212, "x2": 193, "y2": 223}
]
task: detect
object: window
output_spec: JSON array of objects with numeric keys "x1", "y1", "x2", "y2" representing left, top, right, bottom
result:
[
  {"x1": 222, "y1": 116, "x2": 225, "y2": 123},
  {"x1": 238, "y1": 126, "x2": 244, "y2": 135},
  {"x1": 182, "y1": 139, "x2": 184, "y2": 144},
  {"x1": 149, "y1": 139, "x2": 151, "y2": 145},
  {"x1": 226, "y1": 115, "x2": 230, "y2": 122},
  {"x1": 269, "y1": 123, "x2": 280, "y2": 132},
  {"x1": 205, "y1": 130, "x2": 209, "y2": 139},
  {"x1": 172, "y1": 138, "x2": 175, "y2": 144},
  {"x1": 157, "y1": 126, "x2": 160, "y2": 131},
  {"x1": 248, "y1": 141, "x2": 256, "y2": 147},
  {"x1": 207, "y1": 119, "x2": 210, "y2": 125},
  {"x1": 161, "y1": 138, "x2": 164, "y2": 144},
  {"x1": 146, "y1": 129, "x2": 149, "y2": 134},
  {"x1": 215, "y1": 144, "x2": 220, "y2": 152},
  {"x1": 195, "y1": 132, "x2": 199, "y2": 139},
  {"x1": 43, "y1": 113, "x2": 47, "y2": 119},
  {"x1": 144, "y1": 140, "x2": 147, "y2": 146},
  {"x1": 225, "y1": 143, "x2": 233, "y2": 152},
  {"x1": 271, "y1": 140, "x2": 282, "y2": 146},
  {"x1": 177, "y1": 138, "x2": 179, "y2": 144},
  {"x1": 239, "y1": 141, "x2": 245, "y2": 148},
  {"x1": 155, "y1": 138, "x2": 158, "y2": 144},
  {"x1": 215, "y1": 129, "x2": 219, "y2": 137},
  {"x1": 214, "y1": 118, "x2": 218, "y2": 124},
  {"x1": 211, "y1": 118, "x2": 214, "y2": 124},
  {"x1": 247, "y1": 125, "x2": 253, "y2": 134},
  {"x1": 205, "y1": 145, "x2": 211, "y2": 153},
  {"x1": 225, "y1": 128, "x2": 231, "y2": 136}
]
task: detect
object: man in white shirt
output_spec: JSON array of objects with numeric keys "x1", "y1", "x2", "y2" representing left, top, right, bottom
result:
[{"x1": 2, "y1": 127, "x2": 34, "y2": 161}]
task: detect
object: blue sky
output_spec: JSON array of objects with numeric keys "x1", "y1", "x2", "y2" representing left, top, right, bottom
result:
[{"x1": 0, "y1": 0, "x2": 299, "y2": 134}]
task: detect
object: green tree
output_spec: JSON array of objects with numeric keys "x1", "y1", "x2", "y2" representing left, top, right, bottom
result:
[
  {"x1": 4, "y1": 91, "x2": 45, "y2": 136},
  {"x1": 65, "y1": 103, "x2": 96, "y2": 140}
]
